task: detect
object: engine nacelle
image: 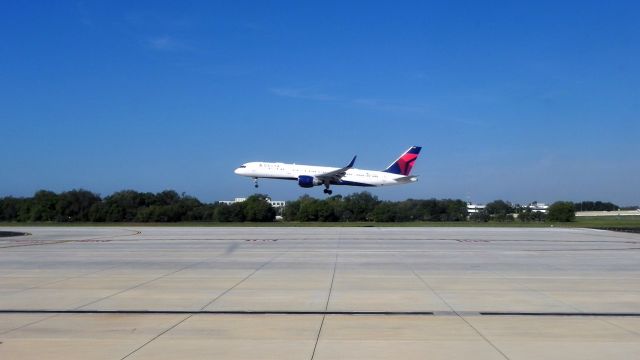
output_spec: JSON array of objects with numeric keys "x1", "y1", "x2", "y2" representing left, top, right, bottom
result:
[{"x1": 298, "y1": 175, "x2": 321, "y2": 188}]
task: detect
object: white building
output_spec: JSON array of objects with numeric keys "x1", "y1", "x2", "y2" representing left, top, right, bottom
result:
[
  {"x1": 269, "y1": 200, "x2": 286, "y2": 208},
  {"x1": 467, "y1": 202, "x2": 549, "y2": 214},
  {"x1": 218, "y1": 197, "x2": 286, "y2": 209},
  {"x1": 218, "y1": 197, "x2": 246, "y2": 205},
  {"x1": 467, "y1": 203, "x2": 486, "y2": 214},
  {"x1": 526, "y1": 202, "x2": 549, "y2": 213}
]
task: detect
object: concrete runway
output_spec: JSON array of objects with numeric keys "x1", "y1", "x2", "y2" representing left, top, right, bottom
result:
[{"x1": 1, "y1": 226, "x2": 639, "y2": 359}]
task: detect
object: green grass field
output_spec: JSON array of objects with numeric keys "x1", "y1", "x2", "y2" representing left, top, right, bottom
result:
[
  {"x1": 570, "y1": 216, "x2": 640, "y2": 232},
  {"x1": 1, "y1": 216, "x2": 639, "y2": 231}
]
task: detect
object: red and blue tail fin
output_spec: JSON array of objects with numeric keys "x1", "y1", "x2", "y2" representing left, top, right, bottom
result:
[{"x1": 383, "y1": 146, "x2": 422, "y2": 175}]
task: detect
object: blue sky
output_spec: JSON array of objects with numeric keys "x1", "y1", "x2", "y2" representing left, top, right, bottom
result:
[{"x1": 1, "y1": 1, "x2": 638, "y2": 205}]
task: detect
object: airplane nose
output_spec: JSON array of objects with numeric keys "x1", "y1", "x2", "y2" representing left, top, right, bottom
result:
[{"x1": 234, "y1": 168, "x2": 241, "y2": 175}]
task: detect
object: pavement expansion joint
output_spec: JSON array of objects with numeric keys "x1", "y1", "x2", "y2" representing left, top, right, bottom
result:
[{"x1": 3, "y1": 310, "x2": 639, "y2": 317}]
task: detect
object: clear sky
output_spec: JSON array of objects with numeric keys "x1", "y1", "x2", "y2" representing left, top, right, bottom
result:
[{"x1": 1, "y1": 1, "x2": 638, "y2": 205}]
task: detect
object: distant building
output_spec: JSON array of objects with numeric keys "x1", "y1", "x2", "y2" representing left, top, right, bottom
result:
[
  {"x1": 219, "y1": 197, "x2": 286, "y2": 209},
  {"x1": 218, "y1": 197, "x2": 246, "y2": 205},
  {"x1": 467, "y1": 202, "x2": 549, "y2": 214},
  {"x1": 526, "y1": 202, "x2": 549, "y2": 213},
  {"x1": 576, "y1": 210, "x2": 640, "y2": 217},
  {"x1": 467, "y1": 203, "x2": 486, "y2": 214}
]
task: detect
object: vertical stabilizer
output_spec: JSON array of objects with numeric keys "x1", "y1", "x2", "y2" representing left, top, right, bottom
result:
[{"x1": 383, "y1": 146, "x2": 422, "y2": 175}]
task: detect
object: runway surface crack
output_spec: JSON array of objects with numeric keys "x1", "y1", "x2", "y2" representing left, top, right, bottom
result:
[{"x1": 310, "y1": 241, "x2": 340, "y2": 360}]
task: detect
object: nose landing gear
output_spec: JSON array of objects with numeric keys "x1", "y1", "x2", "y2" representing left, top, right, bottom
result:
[{"x1": 253, "y1": 178, "x2": 259, "y2": 188}]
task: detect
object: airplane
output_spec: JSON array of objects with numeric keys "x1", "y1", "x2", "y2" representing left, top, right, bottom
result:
[{"x1": 234, "y1": 146, "x2": 422, "y2": 195}]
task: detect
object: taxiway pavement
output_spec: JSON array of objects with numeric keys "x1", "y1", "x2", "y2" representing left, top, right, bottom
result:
[{"x1": 1, "y1": 226, "x2": 639, "y2": 359}]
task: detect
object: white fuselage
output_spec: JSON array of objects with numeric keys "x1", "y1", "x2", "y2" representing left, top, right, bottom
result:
[{"x1": 234, "y1": 162, "x2": 415, "y2": 187}]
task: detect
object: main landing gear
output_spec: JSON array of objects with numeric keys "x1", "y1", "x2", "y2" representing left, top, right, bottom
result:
[
  {"x1": 253, "y1": 178, "x2": 259, "y2": 188},
  {"x1": 323, "y1": 184, "x2": 333, "y2": 195}
]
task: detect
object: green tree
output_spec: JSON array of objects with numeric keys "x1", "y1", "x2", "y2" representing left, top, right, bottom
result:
[
  {"x1": 0, "y1": 197, "x2": 21, "y2": 221},
  {"x1": 371, "y1": 202, "x2": 398, "y2": 222},
  {"x1": 30, "y1": 190, "x2": 59, "y2": 222},
  {"x1": 55, "y1": 189, "x2": 101, "y2": 222},
  {"x1": 342, "y1": 192, "x2": 380, "y2": 221},
  {"x1": 283, "y1": 198, "x2": 302, "y2": 221},
  {"x1": 548, "y1": 201, "x2": 575, "y2": 222},
  {"x1": 484, "y1": 200, "x2": 514, "y2": 221},
  {"x1": 244, "y1": 195, "x2": 276, "y2": 222},
  {"x1": 153, "y1": 190, "x2": 181, "y2": 206},
  {"x1": 103, "y1": 190, "x2": 146, "y2": 222},
  {"x1": 88, "y1": 202, "x2": 108, "y2": 222},
  {"x1": 485, "y1": 200, "x2": 514, "y2": 216},
  {"x1": 134, "y1": 206, "x2": 158, "y2": 222},
  {"x1": 214, "y1": 203, "x2": 246, "y2": 222},
  {"x1": 316, "y1": 200, "x2": 338, "y2": 222},
  {"x1": 170, "y1": 195, "x2": 202, "y2": 221},
  {"x1": 469, "y1": 212, "x2": 490, "y2": 222},
  {"x1": 184, "y1": 203, "x2": 216, "y2": 221},
  {"x1": 445, "y1": 200, "x2": 468, "y2": 221},
  {"x1": 297, "y1": 197, "x2": 321, "y2": 221},
  {"x1": 573, "y1": 201, "x2": 619, "y2": 212},
  {"x1": 213, "y1": 204, "x2": 233, "y2": 222},
  {"x1": 517, "y1": 208, "x2": 547, "y2": 222},
  {"x1": 393, "y1": 200, "x2": 415, "y2": 222}
]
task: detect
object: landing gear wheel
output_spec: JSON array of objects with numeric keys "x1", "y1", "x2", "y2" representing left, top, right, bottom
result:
[
  {"x1": 253, "y1": 178, "x2": 259, "y2": 188},
  {"x1": 323, "y1": 189, "x2": 333, "y2": 195}
]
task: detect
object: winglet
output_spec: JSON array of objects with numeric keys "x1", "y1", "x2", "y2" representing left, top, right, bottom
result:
[
  {"x1": 315, "y1": 155, "x2": 357, "y2": 183},
  {"x1": 346, "y1": 156, "x2": 357, "y2": 168}
]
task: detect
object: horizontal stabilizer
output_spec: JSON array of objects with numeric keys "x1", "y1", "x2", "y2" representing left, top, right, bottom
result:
[{"x1": 395, "y1": 175, "x2": 418, "y2": 183}]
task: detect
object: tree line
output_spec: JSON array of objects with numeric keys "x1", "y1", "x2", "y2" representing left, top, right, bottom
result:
[
  {"x1": 0, "y1": 189, "x2": 604, "y2": 223},
  {"x1": 0, "y1": 190, "x2": 275, "y2": 223},
  {"x1": 283, "y1": 193, "x2": 468, "y2": 222},
  {"x1": 573, "y1": 201, "x2": 619, "y2": 212},
  {"x1": 470, "y1": 200, "x2": 577, "y2": 222}
]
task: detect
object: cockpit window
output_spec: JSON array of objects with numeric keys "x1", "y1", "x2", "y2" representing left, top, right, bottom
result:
[{"x1": 239, "y1": 165, "x2": 247, "y2": 168}]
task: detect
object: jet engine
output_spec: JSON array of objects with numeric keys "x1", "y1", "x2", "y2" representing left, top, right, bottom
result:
[{"x1": 298, "y1": 175, "x2": 321, "y2": 188}]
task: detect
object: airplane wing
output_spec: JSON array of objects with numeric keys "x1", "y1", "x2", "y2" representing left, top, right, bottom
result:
[{"x1": 316, "y1": 156, "x2": 356, "y2": 183}]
